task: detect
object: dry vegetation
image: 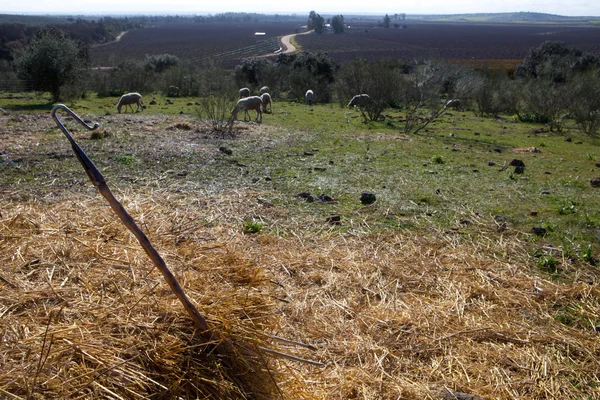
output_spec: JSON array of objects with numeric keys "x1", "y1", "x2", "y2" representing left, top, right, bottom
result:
[{"x1": 1, "y1": 112, "x2": 599, "y2": 399}]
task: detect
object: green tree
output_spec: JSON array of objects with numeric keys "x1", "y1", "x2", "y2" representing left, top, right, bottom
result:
[
  {"x1": 331, "y1": 15, "x2": 345, "y2": 34},
  {"x1": 234, "y1": 57, "x2": 273, "y2": 87},
  {"x1": 307, "y1": 11, "x2": 325, "y2": 35},
  {"x1": 144, "y1": 54, "x2": 179, "y2": 73},
  {"x1": 15, "y1": 28, "x2": 89, "y2": 102},
  {"x1": 383, "y1": 14, "x2": 391, "y2": 28},
  {"x1": 336, "y1": 59, "x2": 404, "y2": 121},
  {"x1": 473, "y1": 69, "x2": 519, "y2": 117},
  {"x1": 277, "y1": 52, "x2": 336, "y2": 101},
  {"x1": 567, "y1": 71, "x2": 600, "y2": 136},
  {"x1": 521, "y1": 78, "x2": 570, "y2": 132},
  {"x1": 361, "y1": 60, "x2": 401, "y2": 121},
  {"x1": 336, "y1": 58, "x2": 369, "y2": 102},
  {"x1": 516, "y1": 41, "x2": 599, "y2": 82}
]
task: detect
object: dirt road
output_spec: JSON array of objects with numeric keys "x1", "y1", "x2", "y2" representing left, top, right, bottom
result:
[
  {"x1": 278, "y1": 30, "x2": 313, "y2": 54},
  {"x1": 93, "y1": 31, "x2": 128, "y2": 48}
]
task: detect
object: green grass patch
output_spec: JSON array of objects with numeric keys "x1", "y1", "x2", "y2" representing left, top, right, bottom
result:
[{"x1": 2, "y1": 95, "x2": 600, "y2": 268}]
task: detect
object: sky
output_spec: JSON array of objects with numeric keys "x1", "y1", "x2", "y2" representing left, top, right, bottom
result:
[{"x1": 0, "y1": 0, "x2": 598, "y2": 17}]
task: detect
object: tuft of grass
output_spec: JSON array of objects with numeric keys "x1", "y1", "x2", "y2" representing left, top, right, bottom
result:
[
  {"x1": 432, "y1": 155, "x2": 445, "y2": 164},
  {"x1": 90, "y1": 130, "x2": 112, "y2": 140},
  {"x1": 555, "y1": 198, "x2": 578, "y2": 215},
  {"x1": 581, "y1": 244, "x2": 597, "y2": 265},
  {"x1": 115, "y1": 155, "x2": 136, "y2": 165},
  {"x1": 242, "y1": 219, "x2": 263, "y2": 234},
  {"x1": 537, "y1": 255, "x2": 560, "y2": 273}
]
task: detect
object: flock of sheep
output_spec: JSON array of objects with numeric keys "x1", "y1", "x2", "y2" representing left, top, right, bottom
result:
[
  {"x1": 116, "y1": 87, "x2": 316, "y2": 123},
  {"x1": 116, "y1": 90, "x2": 462, "y2": 121},
  {"x1": 230, "y1": 86, "x2": 271, "y2": 123}
]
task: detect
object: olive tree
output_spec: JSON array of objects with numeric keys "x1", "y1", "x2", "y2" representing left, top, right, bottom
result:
[
  {"x1": 516, "y1": 41, "x2": 599, "y2": 82},
  {"x1": 234, "y1": 57, "x2": 280, "y2": 95},
  {"x1": 472, "y1": 69, "x2": 520, "y2": 117},
  {"x1": 278, "y1": 52, "x2": 337, "y2": 102},
  {"x1": 15, "y1": 28, "x2": 89, "y2": 102},
  {"x1": 144, "y1": 54, "x2": 179, "y2": 73},
  {"x1": 568, "y1": 71, "x2": 600, "y2": 136},
  {"x1": 361, "y1": 60, "x2": 401, "y2": 121},
  {"x1": 520, "y1": 77, "x2": 570, "y2": 132},
  {"x1": 335, "y1": 58, "x2": 369, "y2": 105},
  {"x1": 514, "y1": 41, "x2": 600, "y2": 132}
]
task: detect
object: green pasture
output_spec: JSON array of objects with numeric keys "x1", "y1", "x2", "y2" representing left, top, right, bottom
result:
[{"x1": 2, "y1": 92, "x2": 600, "y2": 273}]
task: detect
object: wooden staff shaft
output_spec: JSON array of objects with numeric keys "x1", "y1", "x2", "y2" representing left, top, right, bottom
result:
[{"x1": 51, "y1": 104, "x2": 209, "y2": 332}]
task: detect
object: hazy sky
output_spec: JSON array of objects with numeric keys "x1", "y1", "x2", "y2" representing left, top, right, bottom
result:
[{"x1": 0, "y1": 0, "x2": 598, "y2": 17}]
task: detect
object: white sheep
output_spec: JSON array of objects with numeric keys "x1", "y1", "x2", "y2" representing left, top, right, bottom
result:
[
  {"x1": 167, "y1": 85, "x2": 180, "y2": 97},
  {"x1": 347, "y1": 94, "x2": 370, "y2": 109},
  {"x1": 260, "y1": 86, "x2": 269, "y2": 95},
  {"x1": 239, "y1": 87, "x2": 250, "y2": 98},
  {"x1": 444, "y1": 98, "x2": 461, "y2": 111},
  {"x1": 260, "y1": 93, "x2": 272, "y2": 113},
  {"x1": 231, "y1": 96, "x2": 263, "y2": 123},
  {"x1": 305, "y1": 90, "x2": 314, "y2": 106},
  {"x1": 117, "y1": 93, "x2": 144, "y2": 113}
]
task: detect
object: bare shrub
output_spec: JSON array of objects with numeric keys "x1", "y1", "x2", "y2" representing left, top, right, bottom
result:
[
  {"x1": 399, "y1": 61, "x2": 445, "y2": 133},
  {"x1": 198, "y1": 95, "x2": 234, "y2": 132}
]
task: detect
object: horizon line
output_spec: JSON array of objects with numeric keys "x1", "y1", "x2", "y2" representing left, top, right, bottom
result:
[{"x1": 1, "y1": 11, "x2": 599, "y2": 18}]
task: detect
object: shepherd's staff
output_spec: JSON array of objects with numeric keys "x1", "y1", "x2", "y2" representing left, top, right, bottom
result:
[
  {"x1": 52, "y1": 104, "x2": 323, "y2": 368},
  {"x1": 51, "y1": 104, "x2": 210, "y2": 333}
]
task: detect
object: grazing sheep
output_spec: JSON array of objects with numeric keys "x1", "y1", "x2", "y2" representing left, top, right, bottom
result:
[
  {"x1": 260, "y1": 93, "x2": 272, "y2": 113},
  {"x1": 117, "y1": 93, "x2": 144, "y2": 113},
  {"x1": 239, "y1": 87, "x2": 250, "y2": 98},
  {"x1": 305, "y1": 90, "x2": 314, "y2": 106},
  {"x1": 444, "y1": 98, "x2": 461, "y2": 111},
  {"x1": 231, "y1": 96, "x2": 263, "y2": 123},
  {"x1": 167, "y1": 86, "x2": 180, "y2": 97},
  {"x1": 347, "y1": 94, "x2": 370, "y2": 109},
  {"x1": 260, "y1": 86, "x2": 269, "y2": 95}
]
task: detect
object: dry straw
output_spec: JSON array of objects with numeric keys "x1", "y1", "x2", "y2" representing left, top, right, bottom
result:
[{"x1": 2, "y1": 190, "x2": 599, "y2": 399}]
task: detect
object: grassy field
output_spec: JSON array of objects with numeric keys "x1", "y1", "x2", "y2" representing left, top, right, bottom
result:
[{"x1": 1, "y1": 92, "x2": 599, "y2": 399}]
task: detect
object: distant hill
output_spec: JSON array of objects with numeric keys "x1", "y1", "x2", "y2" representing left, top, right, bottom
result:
[{"x1": 410, "y1": 12, "x2": 599, "y2": 24}]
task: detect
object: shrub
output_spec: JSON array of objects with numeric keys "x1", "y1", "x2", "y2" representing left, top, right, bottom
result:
[
  {"x1": 144, "y1": 54, "x2": 179, "y2": 73},
  {"x1": 198, "y1": 95, "x2": 234, "y2": 132}
]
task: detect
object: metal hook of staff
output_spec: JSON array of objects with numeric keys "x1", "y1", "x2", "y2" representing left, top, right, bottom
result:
[
  {"x1": 51, "y1": 104, "x2": 210, "y2": 333},
  {"x1": 51, "y1": 104, "x2": 105, "y2": 187}
]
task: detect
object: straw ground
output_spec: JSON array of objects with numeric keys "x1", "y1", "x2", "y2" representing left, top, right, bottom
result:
[{"x1": 1, "y1": 104, "x2": 599, "y2": 398}]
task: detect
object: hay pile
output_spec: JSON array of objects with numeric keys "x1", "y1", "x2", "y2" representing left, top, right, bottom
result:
[
  {"x1": 1, "y1": 189, "x2": 599, "y2": 399},
  {"x1": 0, "y1": 192, "x2": 292, "y2": 399}
]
